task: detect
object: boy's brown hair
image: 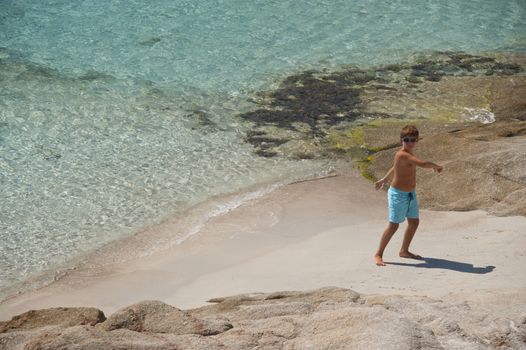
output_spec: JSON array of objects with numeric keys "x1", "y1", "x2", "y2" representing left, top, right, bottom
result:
[{"x1": 400, "y1": 125, "x2": 419, "y2": 139}]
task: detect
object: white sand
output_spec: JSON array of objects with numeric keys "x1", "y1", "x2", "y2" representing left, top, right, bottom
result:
[{"x1": 1, "y1": 168, "x2": 525, "y2": 321}]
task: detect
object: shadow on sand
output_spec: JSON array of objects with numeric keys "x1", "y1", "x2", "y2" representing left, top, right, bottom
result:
[{"x1": 385, "y1": 257, "x2": 495, "y2": 274}]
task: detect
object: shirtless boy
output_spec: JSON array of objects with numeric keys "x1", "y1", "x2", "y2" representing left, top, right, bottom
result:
[{"x1": 374, "y1": 125, "x2": 443, "y2": 266}]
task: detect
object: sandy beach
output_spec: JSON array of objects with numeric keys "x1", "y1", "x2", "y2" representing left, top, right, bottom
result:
[{"x1": 1, "y1": 167, "x2": 525, "y2": 322}]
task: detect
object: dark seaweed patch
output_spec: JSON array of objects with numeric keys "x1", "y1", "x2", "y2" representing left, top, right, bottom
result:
[
  {"x1": 23, "y1": 65, "x2": 57, "y2": 79},
  {"x1": 255, "y1": 149, "x2": 278, "y2": 157},
  {"x1": 240, "y1": 70, "x2": 362, "y2": 135},
  {"x1": 187, "y1": 110, "x2": 220, "y2": 133},
  {"x1": 79, "y1": 70, "x2": 115, "y2": 81},
  {"x1": 245, "y1": 135, "x2": 288, "y2": 149},
  {"x1": 238, "y1": 51, "x2": 524, "y2": 158},
  {"x1": 408, "y1": 52, "x2": 522, "y2": 81},
  {"x1": 491, "y1": 63, "x2": 522, "y2": 75}
]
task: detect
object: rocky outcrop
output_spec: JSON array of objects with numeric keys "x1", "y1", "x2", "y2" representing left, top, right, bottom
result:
[
  {"x1": 365, "y1": 120, "x2": 526, "y2": 216},
  {"x1": 96, "y1": 300, "x2": 232, "y2": 335},
  {"x1": 490, "y1": 78, "x2": 526, "y2": 121},
  {"x1": 22, "y1": 326, "x2": 226, "y2": 350},
  {"x1": 0, "y1": 307, "x2": 105, "y2": 333},
  {"x1": 0, "y1": 307, "x2": 106, "y2": 350},
  {"x1": 1, "y1": 286, "x2": 525, "y2": 349}
]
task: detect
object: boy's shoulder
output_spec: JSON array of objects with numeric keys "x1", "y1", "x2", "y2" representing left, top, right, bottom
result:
[
  {"x1": 394, "y1": 149, "x2": 412, "y2": 162},
  {"x1": 395, "y1": 148, "x2": 413, "y2": 156},
  {"x1": 394, "y1": 149, "x2": 406, "y2": 159}
]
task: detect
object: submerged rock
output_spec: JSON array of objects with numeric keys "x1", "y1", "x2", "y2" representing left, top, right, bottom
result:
[
  {"x1": 238, "y1": 51, "x2": 526, "y2": 160},
  {"x1": 139, "y1": 37, "x2": 162, "y2": 46}
]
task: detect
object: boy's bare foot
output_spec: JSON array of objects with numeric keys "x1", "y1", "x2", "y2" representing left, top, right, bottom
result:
[
  {"x1": 399, "y1": 251, "x2": 423, "y2": 259},
  {"x1": 375, "y1": 255, "x2": 386, "y2": 266}
]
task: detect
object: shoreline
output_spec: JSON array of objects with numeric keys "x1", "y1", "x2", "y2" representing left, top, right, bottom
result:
[
  {"x1": 2, "y1": 49, "x2": 524, "y2": 310},
  {"x1": 1, "y1": 166, "x2": 525, "y2": 321},
  {"x1": 0, "y1": 162, "x2": 342, "y2": 306}
]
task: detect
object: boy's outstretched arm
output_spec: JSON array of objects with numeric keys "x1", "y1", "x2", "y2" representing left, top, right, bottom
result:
[
  {"x1": 375, "y1": 165, "x2": 394, "y2": 190},
  {"x1": 403, "y1": 153, "x2": 443, "y2": 172}
]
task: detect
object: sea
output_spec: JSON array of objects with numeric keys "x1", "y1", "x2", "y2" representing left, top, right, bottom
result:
[{"x1": 1, "y1": 0, "x2": 525, "y2": 302}]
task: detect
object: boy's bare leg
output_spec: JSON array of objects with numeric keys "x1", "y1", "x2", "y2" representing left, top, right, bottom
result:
[
  {"x1": 375, "y1": 222, "x2": 399, "y2": 266},
  {"x1": 399, "y1": 218, "x2": 422, "y2": 259}
]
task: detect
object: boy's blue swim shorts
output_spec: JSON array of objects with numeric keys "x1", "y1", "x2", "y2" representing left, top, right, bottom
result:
[{"x1": 387, "y1": 186, "x2": 419, "y2": 224}]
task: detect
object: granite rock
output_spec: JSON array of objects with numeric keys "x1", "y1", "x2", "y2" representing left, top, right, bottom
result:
[
  {"x1": 96, "y1": 300, "x2": 232, "y2": 336},
  {"x1": 0, "y1": 307, "x2": 105, "y2": 333},
  {"x1": 3, "y1": 286, "x2": 525, "y2": 349}
]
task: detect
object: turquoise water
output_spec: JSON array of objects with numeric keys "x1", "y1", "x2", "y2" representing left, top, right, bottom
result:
[{"x1": 1, "y1": 0, "x2": 525, "y2": 300}]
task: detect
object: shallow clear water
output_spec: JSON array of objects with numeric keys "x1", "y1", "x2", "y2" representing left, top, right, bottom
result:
[{"x1": 0, "y1": 0, "x2": 525, "y2": 300}]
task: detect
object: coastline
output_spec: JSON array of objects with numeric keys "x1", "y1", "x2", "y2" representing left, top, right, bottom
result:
[
  {"x1": 0, "y1": 162, "x2": 340, "y2": 305},
  {"x1": 1, "y1": 165, "x2": 525, "y2": 321},
  {"x1": 2, "y1": 49, "x2": 524, "y2": 310},
  {"x1": 1, "y1": 49, "x2": 525, "y2": 347}
]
